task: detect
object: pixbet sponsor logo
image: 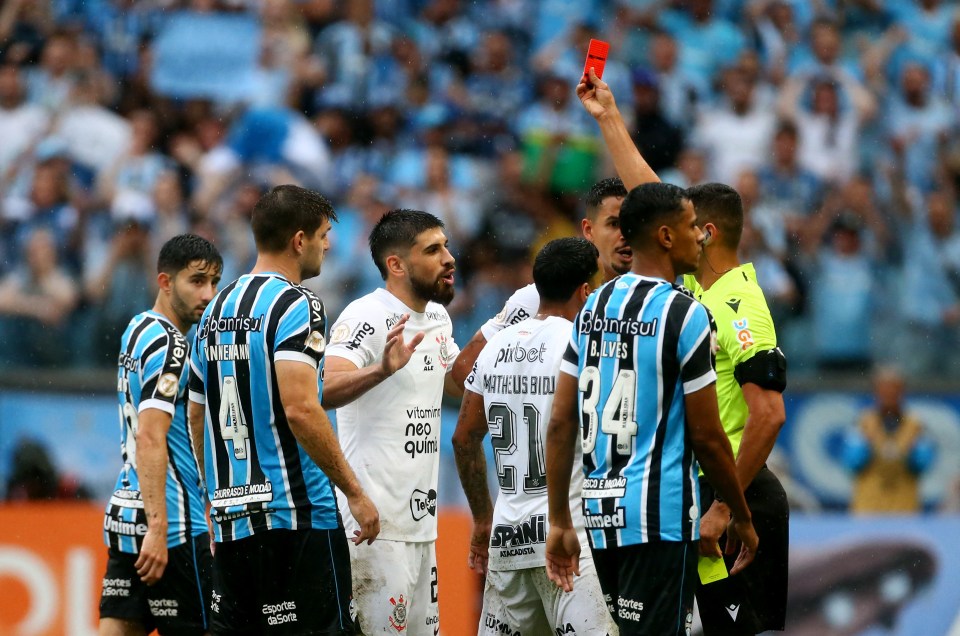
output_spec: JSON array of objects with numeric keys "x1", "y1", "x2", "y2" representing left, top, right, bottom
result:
[{"x1": 494, "y1": 342, "x2": 547, "y2": 368}]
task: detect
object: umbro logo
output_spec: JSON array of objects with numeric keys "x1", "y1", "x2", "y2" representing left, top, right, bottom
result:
[{"x1": 725, "y1": 604, "x2": 740, "y2": 622}]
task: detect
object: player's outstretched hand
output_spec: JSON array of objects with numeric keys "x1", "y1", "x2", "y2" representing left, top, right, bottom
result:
[
  {"x1": 381, "y1": 314, "x2": 425, "y2": 377},
  {"x1": 726, "y1": 516, "x2": 759, "y2": 576},
  {"x1": 468, "y1": 520, "x2": 492, "y2": 575},
  {"x1": 698, "y1": 500, "x2": 730, "y2": 558},
  {"x1": 135, "y1": 529, "x2": 168, "y2": 585},
  {"x1": 349, "y1": 492, "x2": 381, "y2": 545},
  {"x1": 577, "y1": 68, "x2": 619, "y2": 121},
  {"x1": 545, "y1": 526, "x2": 581, "y2": 592}
]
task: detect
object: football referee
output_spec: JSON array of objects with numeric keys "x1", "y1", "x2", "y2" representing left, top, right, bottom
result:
[{"x1": 580, "y1": 68, "x2": 789, "y2": 635}]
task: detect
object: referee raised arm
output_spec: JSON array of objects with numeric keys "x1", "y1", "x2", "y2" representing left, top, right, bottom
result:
[
  {"x1": 545, "y1": 183, "x2": 758, "y2": 636},
  {"x1": 579, "y1": 68, "x2": 790, "y2": 636}
]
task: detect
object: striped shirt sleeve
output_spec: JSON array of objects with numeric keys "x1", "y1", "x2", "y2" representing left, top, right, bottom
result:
[
  {"x1": 274, "y1": 289, "x2": 327, "y2": 369},
  {"x1": 559, "y1": 311, "x2": 582, "y2": 378},
  {"x1": 139, "y1": 323, "x2": 188, "y2": 415},
  {"x1": 677, "y1": 299, "x2": 717, "y2": 394}
]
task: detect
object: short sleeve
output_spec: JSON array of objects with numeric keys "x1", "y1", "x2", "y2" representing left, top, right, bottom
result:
[
  {"x1": 188, "y1": 338, "x2": 206, "y2": 405},
  {"x1": 677, "y1": 300, "x2": 717, "y2": 394},
  {"x1": 325, "y1": 302, "x2": 387, "y2": 369},
  {"x1": 464, "y1": 360, "x2": 484, "y2": 396},
  {"x1": 559, "y1": 312, "x2": 582, "y2": 378},
  {"x1": 712, "y1": 291, "x2": 778, "y2": 370},
  {"x1": 443, "y1": 331, "x2": 461, "y2": 373},
  {"x1": 139, "y1": 324, "x2": 189, "y2": 415},
  {"x1": 274, "y1": 288, "x2": 328, "y2": 369},
  {"x1": 480, "y1": 284, "x2": 539, "y2": 340}
]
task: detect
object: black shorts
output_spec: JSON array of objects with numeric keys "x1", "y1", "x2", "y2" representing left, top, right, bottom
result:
[
  {"x1": 99, "y1": 532, "x2": 213, "y2": 635},
  {"x1": 697, "y1": 466, "x2": 789, "y2": 635},
  {"x1": 593, "y1": 540, "x2": 697, "y2": 636},
  {"x1": 210, "y1": 528, "x2": 356, "y2": 635}
]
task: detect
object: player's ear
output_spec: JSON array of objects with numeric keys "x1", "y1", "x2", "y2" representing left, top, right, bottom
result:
[
  {"x1": 157, "y1": 270, "x2": 173, "y2": 293},
  {"x1": 579, "y1": 282, "x2": 591, "y2": 302},
  {"x1": 581, "y1": 217, "x2": 593, "y2": 240},
  {"x1": 291, "y1": 230, "x2": 306, "y2": 255},
  {"x1": 658, "y1": 224, "x2": 673, "y2": 249},
  {"x1": 385, "y1": 253, "x2": 404, "y2": 277}
]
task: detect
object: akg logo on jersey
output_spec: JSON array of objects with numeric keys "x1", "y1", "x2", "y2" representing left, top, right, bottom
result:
[
  {"x1": 410, "y1": 489, "x2": 437, "y2": 521},
  {"x1": 732, "y1": 318, "x2": 754, "y2": 351},
  {"x1": 389, "y1": 595, "x2": 407, "y2": 632},
  {"x1": 494, "y1": 342, "x2": 547, "y2": 368},
  {"x1": 491, "y1": 514, "x2": 545, "y2": 557}
]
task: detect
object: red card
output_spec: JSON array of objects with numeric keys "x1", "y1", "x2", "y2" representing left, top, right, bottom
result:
[{"x1": 583, "y1": 39, "x2": 610, "y2": 80}]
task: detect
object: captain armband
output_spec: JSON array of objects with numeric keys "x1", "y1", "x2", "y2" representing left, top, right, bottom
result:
[{"x1": 733, "y1": 347, "x2": 787, "y2": 392}]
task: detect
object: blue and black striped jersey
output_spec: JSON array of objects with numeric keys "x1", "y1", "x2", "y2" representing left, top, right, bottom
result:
[
  {"x1": 188, "y1": 273, "x2": 339, "y2": 542},
  {"x1": 560, "y1": 273, "x2": 717, "y2": 548},
  {"x1": 104, "y1": 311, "x2": 206, "y2": 553}
]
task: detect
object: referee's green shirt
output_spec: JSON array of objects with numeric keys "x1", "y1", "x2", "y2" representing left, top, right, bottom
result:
[{"x1": 683, "y1": 264, "x2": 777, "y2": 458}]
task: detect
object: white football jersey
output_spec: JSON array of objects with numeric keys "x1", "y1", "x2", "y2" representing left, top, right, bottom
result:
[
  {"x1": 465, "y1": 316, "x2": 589, "y2": 571},
  {"x1": 328, "y1": 288, "x2": 460, "y2": 542},
  {"x1": 480, "y1": 284, "x2": 541, "y2": 340}
]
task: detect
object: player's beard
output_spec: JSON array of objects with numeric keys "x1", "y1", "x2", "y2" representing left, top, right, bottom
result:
[
  {"x1": 410, "y1": 269, "x2": 455, "y2": 306},
  {"x1": 170, "y1": 283, "x2": 203, "y2": 326}
]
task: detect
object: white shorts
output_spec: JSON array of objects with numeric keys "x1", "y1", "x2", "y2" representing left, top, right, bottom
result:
[
  {"x1": 479, "y1": 555, "x2": 617, "y2": 636},
  {"x1": 349, "y1": 539, "x2": 439, "y2": 635}
]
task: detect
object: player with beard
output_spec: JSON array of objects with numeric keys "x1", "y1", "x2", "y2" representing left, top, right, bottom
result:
[
  {"x1": 100, "y1": 234, "x2": 221, "y2": 636},
  {"x1": 323, "y1": 209, "x2": 463, "y2": 635},
  {"x1": 451, "y1": 175, "x2": 659, "y2": 387}
]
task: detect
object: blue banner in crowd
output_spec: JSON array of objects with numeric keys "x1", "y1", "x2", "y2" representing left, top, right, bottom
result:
[{"x1": 150, "y1": 12, "x2": 260, "y2": 102}]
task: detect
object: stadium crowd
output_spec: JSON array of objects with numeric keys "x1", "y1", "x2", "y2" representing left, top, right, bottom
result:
[{"x1": 1, "y1": 0, "x2": 959, "y2": 377}]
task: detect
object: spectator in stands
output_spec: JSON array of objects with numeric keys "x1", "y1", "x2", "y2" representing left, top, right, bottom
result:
[
  {"x1": 96, "y1": 109, "x2": 170, "y2": 204},
  {"x1": 932, "y1": 14, "x2": 960, "y2": 107},
  {"x1": 629, "y1": 68, "x2": 684, "y2": 174},
  {"x1": 756, "y1": 121, "x2": 825, "y2": 255},
  {"x1": 0, "y1": 228, "x2": 79, "y2": 367},
  {"x1": 0, "y1": 63, "x2": 49, "y2": 184},
  {"x1": 843, "y1": 366, "x2": 936, "y2": 514},
  {"x1": 659, "y1": 0, "x2": 746, "y2": 90},
  {"x1": 778, "y1": 70, "x2": 877, "y2": 185},
  {"x1": 517, "y1": 71, "x2": 597, "y2": 193},
  {"x1": 3, "y1": 157, "x2": 80, "y2": 273},
  {"x1": 398, "y1": 144, "x2": 481, "y2": 244},
  {"x1": 885, "y1": 62, "x2": 954, "y2": 193},
  {"x1": 84, "y1": 207, "x2": 154, "y2": 365},
  {"x1": 313, "y1": 0, "x2": 394, "y2": 108},
  {"x1": 24, "y1": 31, "x2": 76, "y2": 111},
  {"x1": 645, "y1": 28, "x2": 704, "y2": 131},
  {"x1": 692, "y1": 65, "x2": 776, "y2": 185}
]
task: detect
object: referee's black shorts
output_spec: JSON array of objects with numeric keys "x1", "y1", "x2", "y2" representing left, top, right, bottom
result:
[
  {"x1": 210, "y1": 527, "x2": 356, "y2": 635},
  {"x1": 697, "y1": 466, "x2": 789, "y2": 635}
]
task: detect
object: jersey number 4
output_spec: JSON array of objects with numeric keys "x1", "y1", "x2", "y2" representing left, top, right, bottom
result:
[
  {"x1": 579, "y1": 366, "x2": 638, "y2": 455},
  {"x1": 488, "y1": 402, "x2": 547, "y2": 494},
  {"x1": 219, "y1": 376, "x2": 250, "y2": 460}
]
